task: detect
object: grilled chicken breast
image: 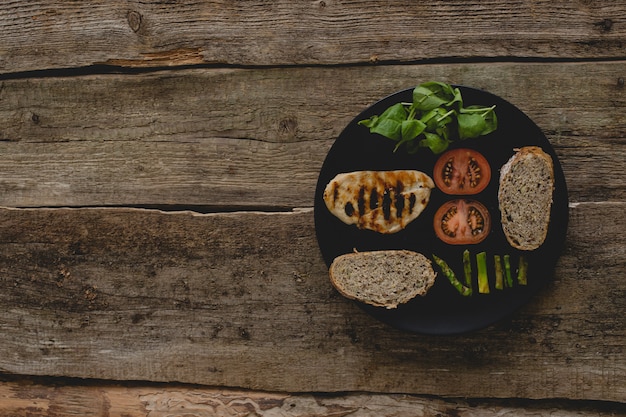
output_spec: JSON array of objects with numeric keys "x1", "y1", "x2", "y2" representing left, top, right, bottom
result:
[{"x1": 323, "y1": 170, "x2": 435, "y2": 234}]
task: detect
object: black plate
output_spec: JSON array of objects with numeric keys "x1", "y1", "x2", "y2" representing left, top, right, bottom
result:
[{"x1": 314, "y1": 86, "x2": 568, "y2": 335}]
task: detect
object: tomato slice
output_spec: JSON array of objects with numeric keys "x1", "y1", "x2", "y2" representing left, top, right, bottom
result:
[
  {"x1": 433, "y1": 148, "x2": 491, "y2": 195},
  {"x1": 434, "y1": 199, "x2": 491, "y2": 245}
]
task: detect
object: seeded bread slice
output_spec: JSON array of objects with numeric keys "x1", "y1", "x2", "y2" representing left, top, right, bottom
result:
[
  {"x1": 498, "y1": 146, "x2": 554, "y2": 250},
  {"x1": 329, "y1": 250, "x2": 437, "y2": 309}
]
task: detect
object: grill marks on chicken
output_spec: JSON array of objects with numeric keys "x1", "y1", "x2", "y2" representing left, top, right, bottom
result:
[{"x1": 324, "y1": 170, "x2": 435, "y2": 234}]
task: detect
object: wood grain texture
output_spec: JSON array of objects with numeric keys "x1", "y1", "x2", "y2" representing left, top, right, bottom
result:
[
  {"x1": 1, "y1": 0, "x2": 625, "y2": 73},
  {"x1": 0, "y1": 203, "x2": 623, "y2": 401},
  {"x1": 0, "y1": 61, "x2": 624, "y2": 208},
  {"x1": 1, "y1": 0, "x2": 625, "y2": 410},
  {"x1": 0, "y1": 379, "x2": 623, "y2": 417}
]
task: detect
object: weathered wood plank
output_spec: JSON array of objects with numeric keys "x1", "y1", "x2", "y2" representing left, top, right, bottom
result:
[
  {"x1": 0, "y1": 62, "x2": 624, "y2": 208},
  {"x1": 0, "y1": 139, "x2": 326, "y2": 209},
  {"x1": 1, "y1": 0, "x2": 625, "y2": 73},
  {"x1": 0, "y1": 379, "x2": 623, "y2": 417},
  {"x1": 0, "y1": 203, "x2": 623, "y2": 401}
]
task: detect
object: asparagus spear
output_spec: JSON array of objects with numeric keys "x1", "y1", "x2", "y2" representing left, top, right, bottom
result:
[
  {"x1": 432, "y1": 254, "x2": 472, "y2": 297},
  {"x1": 517, "y1": 255, "x2": 528, "y2": 285},
  {"x1": 477, "y1": 251, "x2": 489, "y2": 294},
  {"x1": 494, "y1": 255, "x2": 504, "y2": 290},
  {"x1": 463, "y1": 249, "x2": 472, "y2": 288},
  {"x1": 504, "y1": 254, "x2": 513, "y2": 288}
]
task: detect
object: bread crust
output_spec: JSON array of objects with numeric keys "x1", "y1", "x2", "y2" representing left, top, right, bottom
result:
[
  {"x1": 499, "y1": 146, "x2": 553, "y2": 182},
  {"x1": 498, "y1": 146, "x2": 554, "y2": 250},
  {"x1": 329, "y1": 250, "x2": 437, "y2": 309}
]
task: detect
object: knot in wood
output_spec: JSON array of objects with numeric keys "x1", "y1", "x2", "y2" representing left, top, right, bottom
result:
[
  {"x1": 127, "y1": 10, "x2": 143, "y2": 33},
  {"x1": 594, "y1": 18, "x2": 613, "y2": 32},
  {"x1": 278, "y1": 117, "x2": 298, "y2": 138}
]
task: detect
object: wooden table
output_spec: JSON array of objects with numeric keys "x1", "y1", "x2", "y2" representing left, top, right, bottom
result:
[{"x1": 0, "y1": 1, "x2": 624, "y2": 415}]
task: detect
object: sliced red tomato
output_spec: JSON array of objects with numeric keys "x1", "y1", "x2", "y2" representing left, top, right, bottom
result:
[
  {"x1": 434, "y1": 199, "x2": 491, "y2": 245},
  {"x1": 433, "y1": 148, "x2": 491, "y2": 195}
]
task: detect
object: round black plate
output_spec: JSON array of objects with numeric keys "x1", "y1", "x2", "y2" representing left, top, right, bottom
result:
[{"x1": 314, "y1": 86, "x2": 568, "y2": 335}]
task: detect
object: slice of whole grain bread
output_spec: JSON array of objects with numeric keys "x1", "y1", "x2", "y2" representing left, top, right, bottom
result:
[
  {"x1": 498, "y1": 146, "x2": 554, "y2": 250},
  {"x1": 329, "y1": 250, "x2": 437, "y2": 309}
]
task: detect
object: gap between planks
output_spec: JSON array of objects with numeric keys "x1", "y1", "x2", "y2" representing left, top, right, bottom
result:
[
  {"x1": 1, "y1": 54, "x2": 625, "y2": 81},
  {"x1": 0, "y1": 205, "x2": 314, "y2": 216}
]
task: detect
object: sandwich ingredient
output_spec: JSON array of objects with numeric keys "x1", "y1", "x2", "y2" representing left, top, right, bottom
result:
[
  {"x1": 323, "y1": 170, "x2": 434, "y2": 234},
  {"x1": 463, "y1": 249, "x2": 472, "y2": 287},
  {"x1": 329, "y1": 250, "x2": 437, "y2": 308},
  {"x1": 432, "y1": 254, "x2": 472, "y2": 296},
  {"x1": 435, "y1": 252, "x2": 529, "y2": 295},
  {"x1": 494, "y1": 255, "x2": 504, "y2": 290},
  {"x1": 358, "y1": 81, "x2": 497, "y2": 155},
  {"x1": 434, "y1": 199, "x2": 491, "y2": 245},
  {"x1": 498, "y1": 146, "x2": 554, "y2": 250},
  {"x1": 517, "y1": 255, "x2": 528, "y2": 285},
  {"x1": 477, "y1": 251, "x2": 489, "y2": 294},
  {"x1": 504, "y1": 254, "x2": 513, "y2": 287},
  {"x1": 433, "y1": 148, "x2": 491, "y2": 195}
]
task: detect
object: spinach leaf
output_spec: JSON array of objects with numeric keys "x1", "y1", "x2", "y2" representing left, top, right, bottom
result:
[
  {"x1": 358, "y1": 102, "x2": 407, "y2": 141},
  {"x1": 394, "y1": 118, "x2": 427, "y2": 151},
  {"x1": 448, "y1": 87, "x2": 464, "y2": 109},
  {"x1": 413, "y1": 81, "x2": 455, "y2": 111},
  {"x1": 458, "y1": 105, "x2": 497, "y2": 140},
  {"x1": 419, "y1": 132, "x2": 450, "y2": 154}
]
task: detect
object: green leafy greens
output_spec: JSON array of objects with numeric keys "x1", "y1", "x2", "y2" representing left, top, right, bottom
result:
[{"x1": 358, "y1": 81, "x2": 497, "y2": 154}]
